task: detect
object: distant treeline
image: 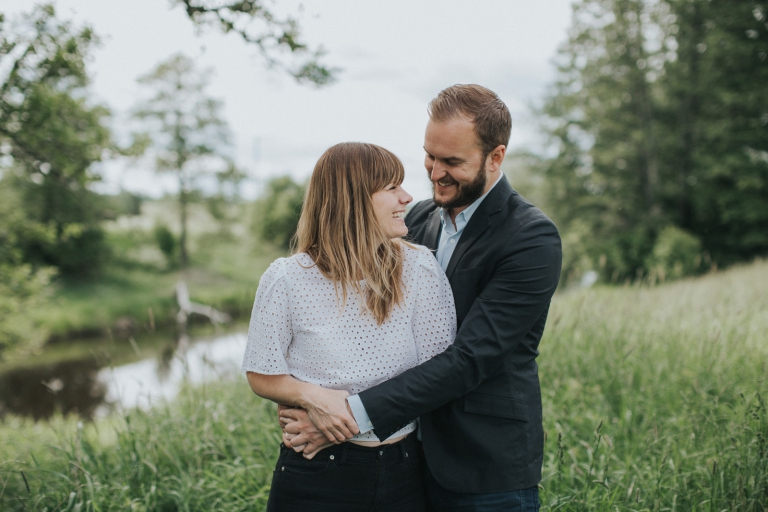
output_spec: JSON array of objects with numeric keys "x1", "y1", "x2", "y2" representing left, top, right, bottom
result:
[
  {"x1": 0, "y1": 4, "x2": 317, "y2": 356},
  {"x1": 524, "y1": 0, "x2": 767, "y2": 285}
]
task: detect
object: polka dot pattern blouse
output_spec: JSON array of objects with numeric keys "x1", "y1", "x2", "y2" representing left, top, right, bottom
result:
[{"x1": 241, "y1": 243, "x2": 457, "y2": 442}]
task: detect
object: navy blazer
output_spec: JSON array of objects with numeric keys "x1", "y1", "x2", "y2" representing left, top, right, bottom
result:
[{"x1": 358, "y1": 176, "x2": 562, "y2": 493}]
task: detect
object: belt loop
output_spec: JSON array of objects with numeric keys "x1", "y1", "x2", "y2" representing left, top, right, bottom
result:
[
  {"x1": 340, "y1": 443, "x2": 349, "y2": 466},
  {"x1": 399, "y1": 440, "x2": 407, "y2": 461}
]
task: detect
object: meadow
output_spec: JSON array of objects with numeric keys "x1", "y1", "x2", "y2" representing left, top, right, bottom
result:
[{"x1": 1, "y1": 259, "x2": 766, "y2": 511}]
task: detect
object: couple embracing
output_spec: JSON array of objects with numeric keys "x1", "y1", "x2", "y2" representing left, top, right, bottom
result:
[{"x1": 241, "y1": 84, "x2": 562, "y2": 512}]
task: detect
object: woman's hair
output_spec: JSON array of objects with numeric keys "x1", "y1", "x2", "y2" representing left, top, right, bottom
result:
[{"x1": 294, "y1": 142, "x2": 406, "y2": 325}]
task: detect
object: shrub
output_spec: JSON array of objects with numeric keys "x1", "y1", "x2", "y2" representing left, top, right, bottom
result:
[
  {"x1": 253, "y1": 176, "x2": 305, "y2": 249},
  {"x1": 646, "y1": 225, "x2": 703, "y2": 281},
  {"x1": 153, "y1": 223, "x2": 177, "y2": 268}
]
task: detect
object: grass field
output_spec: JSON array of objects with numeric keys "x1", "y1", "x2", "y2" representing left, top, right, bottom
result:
[{"x1": 1, "y1": 260, "x2": 766, "y2": 511}]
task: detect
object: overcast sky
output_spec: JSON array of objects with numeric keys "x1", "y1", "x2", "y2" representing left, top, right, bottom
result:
[{"x1": 4, "y1": 0, "x2": 574, "y2": 202}]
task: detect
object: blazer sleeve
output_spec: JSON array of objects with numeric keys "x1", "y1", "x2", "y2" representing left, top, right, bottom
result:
[{"x1": 358, "y1": 218, "x2": 562, "y2": 439}]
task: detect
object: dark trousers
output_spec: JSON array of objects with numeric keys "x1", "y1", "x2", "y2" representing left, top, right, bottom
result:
[
  {"x1": 424, "y1": 464, "x2": 540, "y2": 512},
  {"x1": 266, "y1": 433, "x2": 425, "y2": 512}
]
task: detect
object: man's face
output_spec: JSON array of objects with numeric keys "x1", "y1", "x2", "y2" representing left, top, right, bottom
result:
[{"x1": 423, "y1": 116, "x2": 488, "y2": 210}]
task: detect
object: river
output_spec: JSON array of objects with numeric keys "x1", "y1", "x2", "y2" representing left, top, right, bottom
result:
[{"x1": 0, "y1": 331, "x2": 247, "y2": 420}]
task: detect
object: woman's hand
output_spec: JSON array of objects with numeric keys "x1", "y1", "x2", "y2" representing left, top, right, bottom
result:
[
  {"x1": 299, "y1": 387, "x2": 359, "y2": 443},
  {"x1": 248, "y1": 374, "x2": 358, "y2": 442}
]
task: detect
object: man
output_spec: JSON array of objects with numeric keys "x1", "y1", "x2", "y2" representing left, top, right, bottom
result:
[{"x1": 281, "y1": 84, "x2": 562, "y2": 511}]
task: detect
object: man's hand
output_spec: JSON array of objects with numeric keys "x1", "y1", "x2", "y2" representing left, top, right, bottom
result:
[
  {"x1": 280, "y1": 407, "x2": 339, "y2": 457},
  {"x1": 300, "y1": 387, "x2": 359, "y2": 443}
]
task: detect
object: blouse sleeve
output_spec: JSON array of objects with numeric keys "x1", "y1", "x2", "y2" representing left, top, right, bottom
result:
[
  {"x1": 241, "y1": 258, "x2": 293, "y2": 375},
  {"x1": 412, "y1": 249, "x2": 457, "y2": 364}
]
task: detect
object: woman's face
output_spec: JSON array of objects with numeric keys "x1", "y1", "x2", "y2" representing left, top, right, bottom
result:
[{"x1": 371, "y1": 183, "x2": 413, "y2": 238}]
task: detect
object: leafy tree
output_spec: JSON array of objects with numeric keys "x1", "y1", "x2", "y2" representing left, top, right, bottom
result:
[
  {"x1": 659, "y1": 0, "x2": 768, "y2": 265},
  {"x1": 175, "y1": 0, "x2": 336, "y2": 86},
  {"x1": 253, "y1": 176, "x2": 305, "y2": 249},
  {"x1": 0, "y1": 5, "x2": 113, "y2": 275},
  {"x1": 133, "y1": 54, "x2": 238, "y2": 268},
  {"x1": 0, "y1": 182, "x2": 53, "y2": 358},
  {"x1": 538, "y1": 0, "x2": 767, "y2": 283}
]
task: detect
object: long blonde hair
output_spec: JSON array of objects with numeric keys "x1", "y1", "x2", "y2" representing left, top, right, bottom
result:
[{"x1": 294, "y1": 142, "x2": 406, "y2": 325}]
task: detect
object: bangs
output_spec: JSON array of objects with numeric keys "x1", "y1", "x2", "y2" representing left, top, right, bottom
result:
[{"x1": 367, "y1": 146, "x2": 405, "y2": 192}]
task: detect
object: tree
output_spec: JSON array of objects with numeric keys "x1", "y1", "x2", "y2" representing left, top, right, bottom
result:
[
  {"x1": 659, "y1": 0, "x2": 768, "y2": 265},
  {"x1": 174, "y1": 0, "x2": 337, "y2": 86},
  {"x1": 253, "y1": 176, "x2": 305, "y2": 249},
  {"x1": 133, "y1": 54, "x2": 237, "y2": 268},
  {"x1": 0, "y1": 182, "x2": 53, "y2": 358},
  {"x1": 0, "y1": 5, "x2": 113, "y2": 275},
  {"x1": 540, "y1": 0, "x2": 667, "y2": 282},
  {"x1": 538, "y1": 0, "x2": 768, "y2": 283}
]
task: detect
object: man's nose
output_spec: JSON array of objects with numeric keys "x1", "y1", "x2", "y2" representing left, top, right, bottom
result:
[{"x1": 429, "y1": 163, "x2": 447, "y2": 182}]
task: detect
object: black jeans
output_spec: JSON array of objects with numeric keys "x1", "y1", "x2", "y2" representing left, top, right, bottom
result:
[
  {"x1": 424, "y1": 464, "x2": 540, "y2": 512},
  {"x1": 266, "y1": 433, "x2": 425, "y2": 512}
]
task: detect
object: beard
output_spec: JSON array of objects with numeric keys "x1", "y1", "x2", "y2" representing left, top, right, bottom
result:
[{"x1": 431, "y1": 162, "x2": 487, "y2": 210}]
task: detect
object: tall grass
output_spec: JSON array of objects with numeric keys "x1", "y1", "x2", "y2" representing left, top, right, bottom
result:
[
  {"x1": 540, "y1": 260, "x2": 768, "y2": 510},
  {"x1": 1, "y1": 382, "x2": 280, "y2": 511},
  {"x1": 1, "y1": 260, "x2": 766, "y2": 510}
]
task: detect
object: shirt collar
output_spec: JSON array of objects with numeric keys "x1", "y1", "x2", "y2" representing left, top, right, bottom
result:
[{"x1": 439, "y1": 173, "x2": 504, "y2": 230}]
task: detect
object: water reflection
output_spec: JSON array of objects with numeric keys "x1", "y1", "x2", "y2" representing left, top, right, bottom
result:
[
  {"x1": 0, "y1": 359, "x2": 106, "y2": 420},
  {"x1": 0, "y1": 332, "x2": 246, "y2": 421},
  {"x1": 98, "y1": 333, "x2": 245, "y2": 415}
]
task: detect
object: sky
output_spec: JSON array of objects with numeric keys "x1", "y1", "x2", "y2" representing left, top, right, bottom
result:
[{"x1": 4, "y1": 0, "x2": 575, "y2": 202}]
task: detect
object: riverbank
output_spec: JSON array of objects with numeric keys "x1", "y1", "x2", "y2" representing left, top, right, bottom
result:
[
  {"x1": 38, "y1": 240, "x2": 283, "y2": 342},
  {"x1": 1, "y1": 260, "x2": 766, "y2": 510}
]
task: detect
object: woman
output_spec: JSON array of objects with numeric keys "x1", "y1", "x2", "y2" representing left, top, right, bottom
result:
[{"x1": 241, "y1": 142, "x2": 457, "y2": 512}]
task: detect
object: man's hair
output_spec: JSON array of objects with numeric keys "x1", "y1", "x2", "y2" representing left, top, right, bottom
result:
[
  {"x1": 294, "y1": 142, "x2": 406, "y2": 325},
  {"x1": 428, "y1": 84, "x2": 512, "y2": 159}
]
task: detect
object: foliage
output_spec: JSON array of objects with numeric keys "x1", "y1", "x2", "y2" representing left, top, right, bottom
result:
[
  {"x1": 133, "y1": 53, "x2": 240, "y2": 268},
  {"x1": 253, "y1": 175, "x2": 305, "y2": 249},
  {"x1": 1, "y1": 260, "x2": 767, "y2": 509},
  {"x1": 174, "y1": 0, "x2": 338, "y2": 86},
  {"x1": 35, "y1": 202, "x2": 283, "y2": 340},
  {"x1": 0, "y1": 263, "x2": 53, "y2": 359},
  {"x1": 538, "y1": 0, "x2": 768, "y2": 284},
  {"x1": 0, "y1": 183, "x2": 53, "y2": 357},
  {"x1": 0, "y1": 4, "x2": 113, "y2": 276},
  {"x1": 645, "y1": 225, "x2": 703, "y2": 281},
  {"x1": 153, "y1": 223, "x2": 177, "y2": 269}
]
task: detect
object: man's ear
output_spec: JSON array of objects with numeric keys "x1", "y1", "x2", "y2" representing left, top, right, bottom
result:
[{"x1": 487, "y1": 144, "x2": 507, "y2": 173}]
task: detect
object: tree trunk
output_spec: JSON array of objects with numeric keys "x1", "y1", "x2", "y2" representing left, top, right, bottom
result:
[
  {"x1": 179, "y1": 172, "x2": 189, "y2": 269},
  {"x1": 674, "y1": 0, "x2": 703, "y2": 229}
]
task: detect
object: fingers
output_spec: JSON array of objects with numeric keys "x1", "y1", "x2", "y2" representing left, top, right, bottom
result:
[
  {"x1": 279, "y1": 408, "x2": 309, "y2": 423},
  {"x1": 302, "y1": 441, "x2": 333, "y2": 459},
  {"x1": 321, "y1": 423, "x2": 350, "y2": 443}
]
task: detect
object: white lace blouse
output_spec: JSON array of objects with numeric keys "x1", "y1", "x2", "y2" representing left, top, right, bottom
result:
[{"x1": 241, "y1": 243, "x2": 457, "y2": 442}]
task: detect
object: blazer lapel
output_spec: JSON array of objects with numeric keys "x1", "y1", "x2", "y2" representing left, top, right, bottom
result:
[
  {"x1": 421, "y1": 208, "x2": 442, "y2": 256},
  {"x1": 445, "y1": 176, "x2": 513, "y2": 280}
]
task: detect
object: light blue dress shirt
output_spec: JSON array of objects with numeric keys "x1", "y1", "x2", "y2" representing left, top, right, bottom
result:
[{"x1": 347, "y1": 174, "x2": 504, "y2": 436}]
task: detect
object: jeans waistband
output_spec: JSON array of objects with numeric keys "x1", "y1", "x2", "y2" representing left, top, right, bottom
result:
[{"x1": 283, "y1": 432, "x2": 420, "y2": 466}]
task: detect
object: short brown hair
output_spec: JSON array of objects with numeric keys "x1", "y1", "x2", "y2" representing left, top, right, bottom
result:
[
  {"x1": 294, "y1": 142, "x2": 406, "y2": 325},
  {"x1": 428, "y1": 84, "x2": 512, "y2": 158}
]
